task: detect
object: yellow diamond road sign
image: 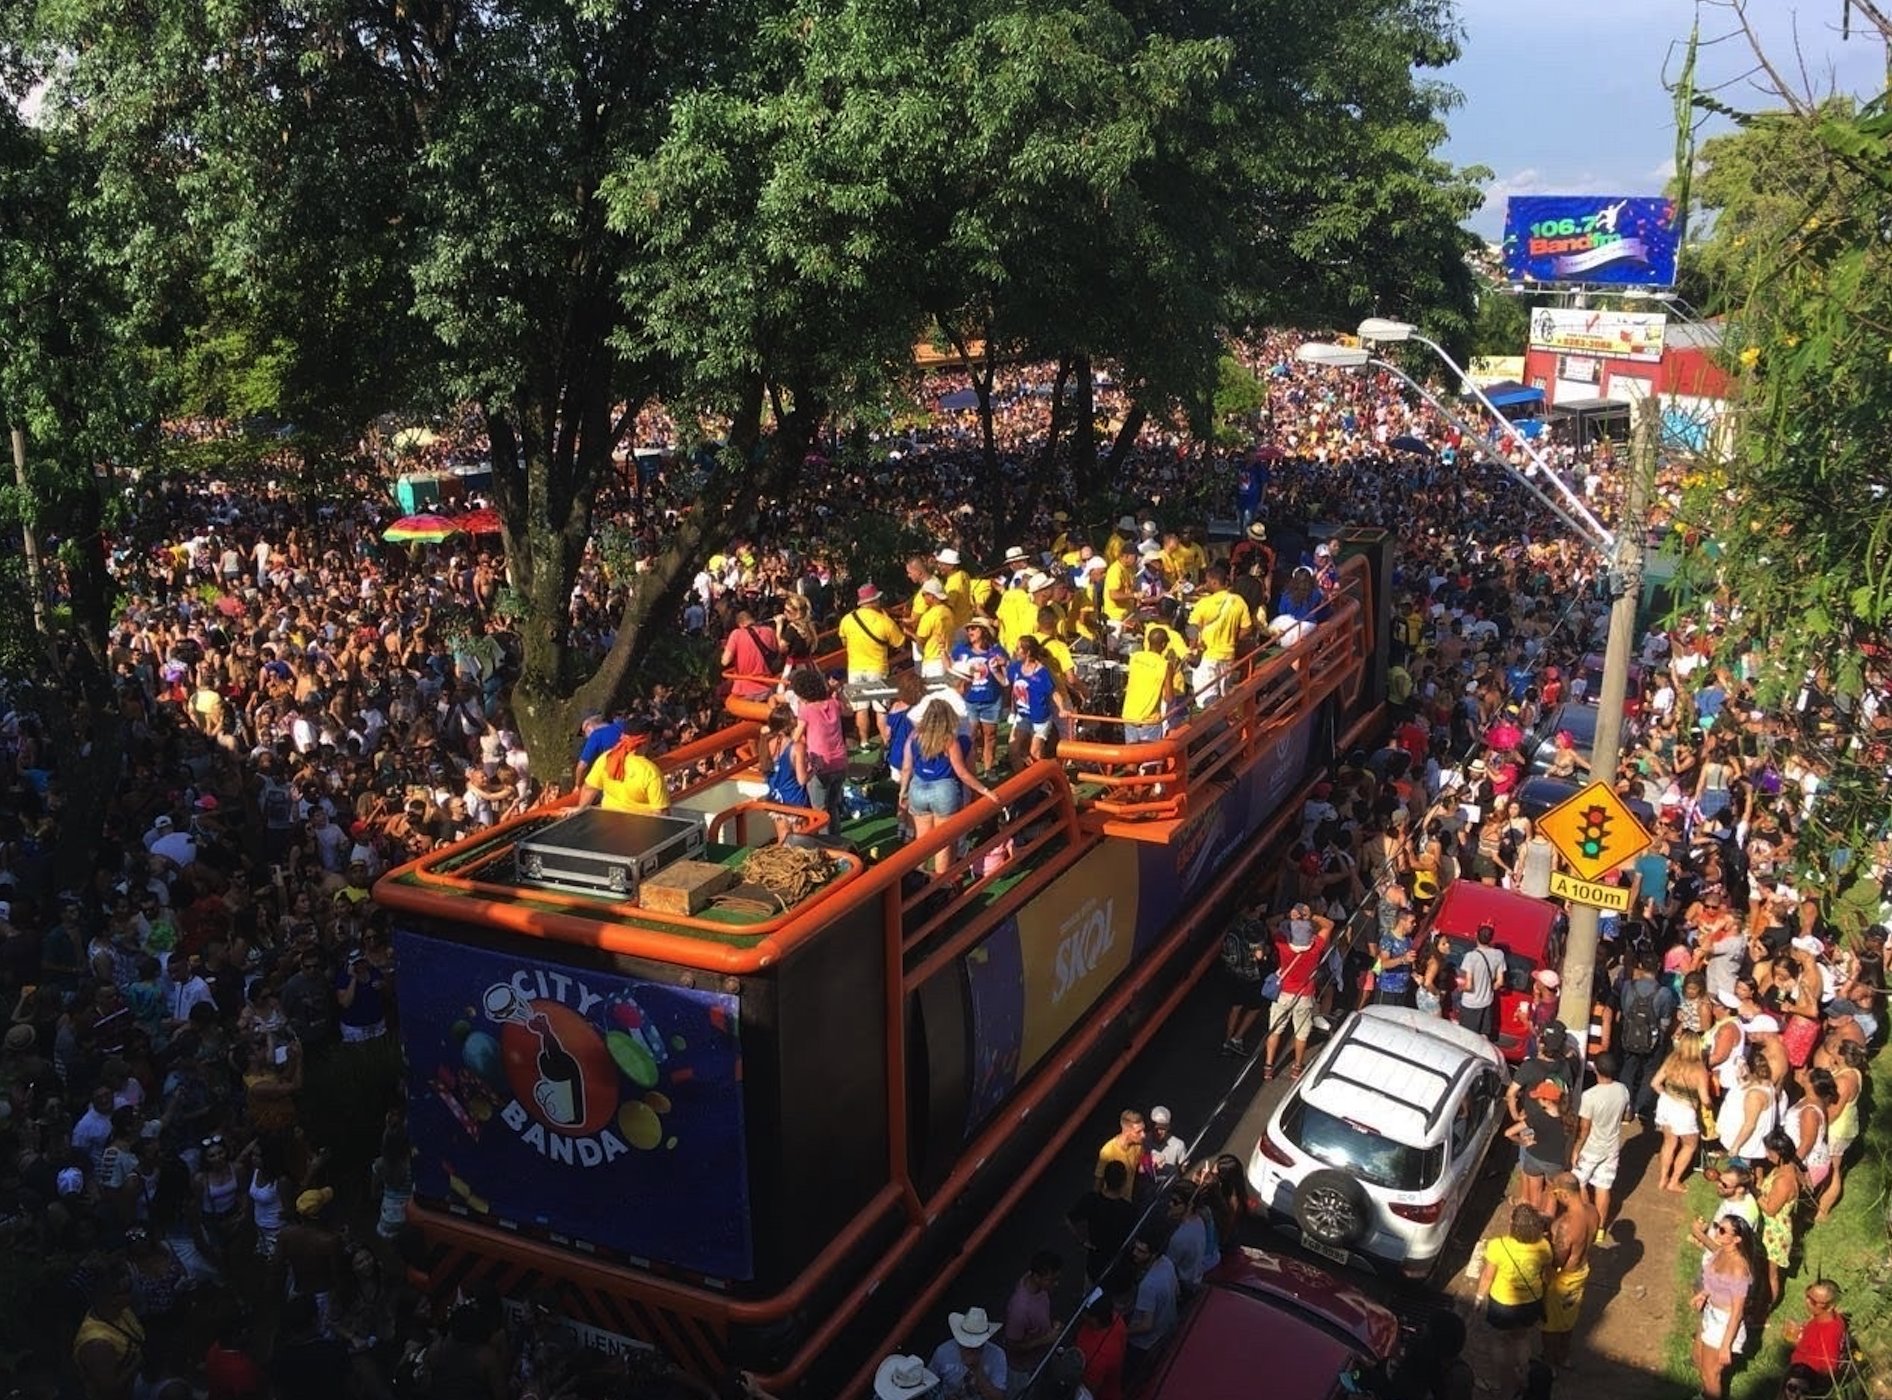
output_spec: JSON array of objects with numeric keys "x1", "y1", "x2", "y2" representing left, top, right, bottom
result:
[{"x1": 1536, "y1": 779, "x2": 1654, "y2": 883}]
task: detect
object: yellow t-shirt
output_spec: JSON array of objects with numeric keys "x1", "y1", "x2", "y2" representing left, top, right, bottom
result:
[
  {"x1": 971, "y1": 578, "x2": 1000, "y2": 614},
  {"x1": 1096, "y1": 1137, "x2": 1142, "y2": 1199},
  {"x1": 1189, "y1": 589, "x2": 1252, "y2": 663},
  {"x1": 914, "y1": 599, "x2": 954, "y2": 664},
  {"x1": 839, "y1": 605, "x2": 904, "y2": 675},
  {"x1": 943, "y1": 569, "x2": 975, "y2": 629},
  {"x1": 1121, "y1": 649, "x2": 1175, "y2": 725},
  {"x1": 1176, "y1": 541, "x2": 1208, "y2": 583},
  {"x1": 1102, "y1": 559, "x2": 1137, "y2": 621},
  {"x1": 1486, "y1": 1236, "x2": 1552, "y2": 1307},
  {"x1": 1104, "y1": 532, "x2": 1130, "y2": 564},
  {"x1": 996, "y1": 587, "x2": 1038, "y2": 654},
  {"x1": 583, "y1": 751, "x2": 669, "y2": 813},
  {"x1": 1032, "y1": 633, "x2": 1078, "y2": 695},
  {"x1": 1065, "y1": 595, "x2": 1102, "y2": 643}
]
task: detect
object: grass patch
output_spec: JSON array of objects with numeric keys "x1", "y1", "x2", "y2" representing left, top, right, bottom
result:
[{"x1": 1662, "y1": 1048, "x2": 1892, "y2": 1399}]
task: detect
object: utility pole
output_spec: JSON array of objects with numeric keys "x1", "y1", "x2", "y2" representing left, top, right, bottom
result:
[
  {"x1": 10, "y1": 426, "x2": 50, "y2": 637},
  {"x1": 1557, "y1": 398, "x2": 1657, "y2": 1033}
]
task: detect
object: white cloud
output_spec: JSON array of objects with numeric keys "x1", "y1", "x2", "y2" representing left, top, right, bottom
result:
[{"x1": 1479, "y1": 168, "x2": 1623, "y2": 206}]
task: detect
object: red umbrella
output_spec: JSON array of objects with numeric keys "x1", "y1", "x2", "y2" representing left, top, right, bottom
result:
[{"x1": 456, "y1": 507, "x2": 504, "y2": 536}]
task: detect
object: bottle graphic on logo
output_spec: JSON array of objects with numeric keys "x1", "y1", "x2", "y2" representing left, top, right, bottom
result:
[{"x1": 527, "y1": 1011, "x2": 585, "y2": 1127}]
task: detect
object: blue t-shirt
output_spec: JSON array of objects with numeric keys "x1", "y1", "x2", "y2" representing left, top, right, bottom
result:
[
  {"x1": 1011, "y1": 666, "x2": 1056, "y2": 725},
  {"x1": 951, "y1": 643, "x2": 1009, "y2": 705},
  {"x1": 577, "y1": 721, "x2": 626, "y2": 767},
  {"x1": 1375, "y1": 931, "x2": 1414, "y2": 992},
  {"x1": 1276, "y1": 587, "x2": 1326, "y2": 622},
  {"x1": 1695, "y1": 685, "x2": 1726, "y2": 722},
  {"x1": 1505, "y1": 665, "x2": 1533, "y2": 700},
  {"x1": 885, "y1": 707, "x2": 915, "y2": 772},
  {"x1": 1633, "y1": 851, "x2": 1669, "y2": 905}
]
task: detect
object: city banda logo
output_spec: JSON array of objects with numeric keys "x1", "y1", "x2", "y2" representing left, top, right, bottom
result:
[{"x1": 451, "y1": 967, "x2": 678, "y2": 1168}]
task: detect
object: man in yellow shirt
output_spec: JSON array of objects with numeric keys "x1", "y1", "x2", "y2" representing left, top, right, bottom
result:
[
  {"x1": 996, "y1": 576, "x2": 1038, "y2": 654},
  {"x1": 1121, "y1": 626, "x2": 1181, "y2": 742},
  {"x1": 1060, "y1": 573, "x2": 1103, "y2": 645},
  {"x1": 1094, "y1": 1110, "x2": 1145, "y2": 1200},
  {"x1": 1031, "y1": 604, "x2": 1085, "y2": 708},
  {"x1": 838, "y1": 583, "x2": 906, "y2": 746},
  {"x1": 1174, "y1": 528, "x2": 1208, "y2": 585},
  {"x1": 578, "y1": 719, "x2": 670, "y2": 813},
  {"x1": 937, "y1": 548, "x2": 974, "y2": 630},
  {"x1": 1187, "y1": 562, "x2": 1252, "y2": 704},
  {"x1": 1101, "y1": 551, "x2": 1137, "y2": 627},
  {"x1": 1104, "y1": 515, "x2": 1136, "y2": 564},
  {"x1": 912, "y1": 579, "x2": 954, "y2": 677}
]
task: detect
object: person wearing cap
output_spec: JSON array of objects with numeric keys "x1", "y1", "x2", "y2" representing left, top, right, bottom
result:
[
  {"x1": 1264, "y1": 904, "x2": 1333, "y2": 1080},
  {"x1": 929, "y1": 1304, "x2": 1007, "y2": 1400},
  {"x1": 936, "y1": 548, "x2": 974, "y2": 631},
  {"x1": 573, "y1": 711, "x2": 627, "y2": 789},
  {"x1": 1106, "y1": 515, "x2": 1137, "y2": 564},
  {"x1": 911, "y1": 577, "x2": 955, "y2": 679},
  {"x1": 1145, "y1": 1105, "x2": 1187, "y2": 1174},
  {"x1": 577, "y1": 716, "x2": 669, "y2": 814},
  {"x1": 1717, "y1": 1044, "x2": 1781, "y2": 1162},
  {"x1": 874, "y1": 1354, "x2": 940, "y2": 1400},
  {"x1": 1228, "y1": 519, "x2": 1274, "y2": 592},
  {"x1": 1506, "y1": 1020, "x2": 1576, "y2": 1212},
  {"x1": 839, "y1": 583, "x2": 907, "y2": 747},
  {"x1": 951, "y1": 617, "x2": 1010, "y2": 773},
  {"x1": 280, "y1": 1186, "x2": 345, "y2": 1330}
]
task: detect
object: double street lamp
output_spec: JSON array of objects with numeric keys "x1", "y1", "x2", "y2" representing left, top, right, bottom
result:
[{"x1": 1297, "y1": 318, "x2": 1656, "y2": 1039}]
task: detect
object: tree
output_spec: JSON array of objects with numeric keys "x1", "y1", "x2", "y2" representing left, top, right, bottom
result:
[
  {"x1": 0, "y1": 102, "x2": 154, "y2": 882},
  {"x1": 1675, "y1": 12, "x2": 1892, "y2": 872}
]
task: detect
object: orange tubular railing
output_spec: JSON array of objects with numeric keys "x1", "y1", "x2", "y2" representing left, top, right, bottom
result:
[
  {"x1": 389, "y1": 762, "x2": 1076, "y2": 1338},
  {"x1": 1057, "y1": 555, "x2": 1373, "y2": 822}
]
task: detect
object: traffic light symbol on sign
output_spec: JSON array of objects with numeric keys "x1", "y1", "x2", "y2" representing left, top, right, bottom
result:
[{"x1": 1578, "y1": 805, "x2": 1611, "y2": 861}]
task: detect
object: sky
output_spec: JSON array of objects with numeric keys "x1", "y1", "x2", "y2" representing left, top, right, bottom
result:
[{"x1": 1443, "y1": 0, "x2": 1890, "y2": 238}]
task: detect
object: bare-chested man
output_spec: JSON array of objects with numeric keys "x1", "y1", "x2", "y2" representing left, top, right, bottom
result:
[{"x1": 1542, "y1": 1172, "x2": 1598, "y2": 1371}]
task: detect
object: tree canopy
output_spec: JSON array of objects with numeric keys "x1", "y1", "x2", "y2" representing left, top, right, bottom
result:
[{"x1": 12, "y1": 0, "x2": 1488, "y2": 775}]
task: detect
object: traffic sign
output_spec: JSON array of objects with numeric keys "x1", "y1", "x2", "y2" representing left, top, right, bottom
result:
[
  {"x1": 1549, "y1": 870, "x2": 1633, "y2": 913},
  {"x1": 1535, "y1": 780, "x2": 1654, "y2": 883}
]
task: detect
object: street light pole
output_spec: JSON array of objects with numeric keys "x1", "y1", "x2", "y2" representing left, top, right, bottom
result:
[{"x1": 1554, "y1": 398, "x2": 1657, "y2": 1033}]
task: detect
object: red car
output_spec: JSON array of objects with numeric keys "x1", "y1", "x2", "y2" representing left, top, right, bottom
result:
[
  {"x1": 1136, "y1": 1246, "x2": 1402, "y2": 1400},
  {"x1": 1579, "y1": 652, "x2": 1645, "y2": 717},
  {"x1": 1425, "y1": 882, "x2": 1564, "y2": 1063}
]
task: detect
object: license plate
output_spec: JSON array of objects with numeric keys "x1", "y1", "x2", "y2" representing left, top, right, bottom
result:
[{"x1": 1301, "y1": 1237, "x2": 1350, "y2": 1266}]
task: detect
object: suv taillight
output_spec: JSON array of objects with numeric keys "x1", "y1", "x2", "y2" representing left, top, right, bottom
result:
[
  {"x1": 1256, "y1": 1132, "x2": 1294, "y2": 1168},
  {"x1": 1389, "y1": 1199, "x2": 1444, "y2": 1224}
]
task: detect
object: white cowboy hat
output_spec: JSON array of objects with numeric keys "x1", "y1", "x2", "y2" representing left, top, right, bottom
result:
[
  {"x1": 874, "y1": 1355, "x2": 940, "y2": 1400},
  {"x1": 948, "y1": 1306, "x2": 1001, "y2": 1348}
]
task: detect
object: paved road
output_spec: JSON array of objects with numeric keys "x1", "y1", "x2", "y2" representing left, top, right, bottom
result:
[{"x1": 903, "y1": 968, "x2": 1515, "y2": 1374}]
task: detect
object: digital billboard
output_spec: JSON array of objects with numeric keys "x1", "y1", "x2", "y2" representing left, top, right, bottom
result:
[
  {"x1": 396, "y1": 929, "x2": 753, "y2": 1280},
  {"x1": 1501, "y1": 196, "x2": 1679, "y2": 287}
]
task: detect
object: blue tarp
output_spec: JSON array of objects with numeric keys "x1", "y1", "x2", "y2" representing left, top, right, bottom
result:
[
  {"x1": 1485, "y1": 385, "x2": 1546, "y2": 409},
  {"x1": 938, "y1": 389, "x2": 979, "y2": 411}
]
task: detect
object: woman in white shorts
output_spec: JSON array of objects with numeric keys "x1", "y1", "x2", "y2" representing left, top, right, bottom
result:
[{"x1": 1651, "y1": 1029, "x2": 1711, "y2": 1193}]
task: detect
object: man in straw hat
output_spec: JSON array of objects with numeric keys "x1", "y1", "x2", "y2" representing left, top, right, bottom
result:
[{"x1": 929, "y1": 1305, "x2": 1007, "y2": 1399}]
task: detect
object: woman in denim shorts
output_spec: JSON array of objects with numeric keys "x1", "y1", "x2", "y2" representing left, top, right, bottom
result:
[{"x1": 898, "y1": 703, "x2": 996, "y2": 874}]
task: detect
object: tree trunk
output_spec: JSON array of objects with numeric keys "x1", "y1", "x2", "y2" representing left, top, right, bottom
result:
[
  {"x1": 1096, "y1": 400, "x2": 1146, "y2": 494},
  {"x1": 1070, "y1": 356, "x2": 1095, "y2": 485},
  {"x1": 1007, "y1": 354, "x2": 1072, "y2": 544}
]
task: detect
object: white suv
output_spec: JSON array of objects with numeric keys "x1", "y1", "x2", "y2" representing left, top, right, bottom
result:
[{"x1": 1247, "y1": 1006, "x2": 1509, "y2": 1280}]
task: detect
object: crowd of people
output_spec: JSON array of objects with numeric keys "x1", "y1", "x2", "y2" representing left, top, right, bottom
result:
[{"x1": 0, "y1": 328, "x2": 1880, "y2": 1400}]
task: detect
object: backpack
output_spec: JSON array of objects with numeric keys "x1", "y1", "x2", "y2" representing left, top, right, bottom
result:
[
  {"x1": 1222, "y1": 921, "x2": 1265, "y2": 981},
  {"x1": 1620, "y1": 980, "x2": 1662, "y2": 1055},
  {"x1": 261, "y1": 780, "x2": 293, "y2": 828}
]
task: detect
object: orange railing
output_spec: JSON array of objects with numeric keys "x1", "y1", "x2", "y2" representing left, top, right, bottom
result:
[{"x1": 1057, "y1": 554, "x2": 1372, "y2": 822}]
